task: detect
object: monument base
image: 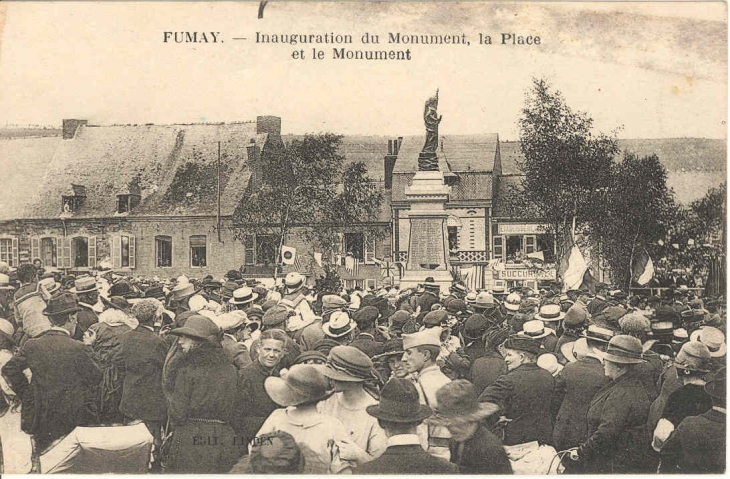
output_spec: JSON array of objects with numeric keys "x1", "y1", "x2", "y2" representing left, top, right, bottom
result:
[{"x1": 399, "y1": 269, "x2": 453, "y2": 295}]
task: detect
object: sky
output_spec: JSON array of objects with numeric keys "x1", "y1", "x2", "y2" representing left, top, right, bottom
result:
[{"x1": 0, "y1": 1, "x2": 726, "y2": 140}]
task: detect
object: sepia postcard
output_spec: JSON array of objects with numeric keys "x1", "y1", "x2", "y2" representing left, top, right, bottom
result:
[{"x1": 0, "y1": 0, "x2": 726, "y2": 475}]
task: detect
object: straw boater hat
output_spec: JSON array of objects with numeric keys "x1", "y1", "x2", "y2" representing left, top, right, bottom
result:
[
  {"x1": 319, "y1": 345, "x2": 376, "y2": 382},
  {"x1": 229, "y1": 287, "x2": 259, "y2": 306},
  {"x1": 428, "y1": 379, "x2": 499, "y2": 425},
  {"x1": 690, "y1": 326, "x2": 726, "y2": 358},
  {"x1": 534, "y1": 303, "x2": 565, "y2": 322},
  {"x1": 583, "y1": 324, "x2": 615, "y2": 343},
  {"x1": 69, "y1": 276, "x2": 98, "y2": 294},
  {"x1": 322, "y1": 311, "x2": 357, "y2": 339},
  {"x1": 264, "y1": 364, "x2": 334, "y2": 407},
  {"x1": 602, "y1": 335, "x2": 644, "y2": 364},
  {"x1": 39, "y1": 277, "x2": 61, "y2": 295},
  {"x1": 503, "y1": 292, "x2": 522, "y2": 312},
  {"x1": 422, "y1": 277, "x2": 440, "y2": 293},
  {"x1": 284, "y1": 272, "x2": 304, "y2": 291},
  {"x1": 366, "y1": 378, "x2": 432, "y2": 423},
  {"x1": 518, "y1": 320, "x2": 555, "y2": 340}
]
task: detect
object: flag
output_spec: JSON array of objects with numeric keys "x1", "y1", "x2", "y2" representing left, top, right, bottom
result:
[
  {"x1": 561, "y1": 243, "x2": 588, "y2": 292},
  {"x1": 632, "y1": 250, "x2": 655, "y2": 286},
  {"x1": 313, "y1": 252, "x2": 323, "y2": 267},
  {"x1": 281, "y1": 245, "x2": 296, "y2": 265},
  {"x1": 294, "y1": 254, "x2": 304, "y2": 272},
  {"x1": 526, "y1": 250, "x2": 545, "y2": 262},
  {"x1": 462, "y1": 265, "x2": 484, "y2": 292}
]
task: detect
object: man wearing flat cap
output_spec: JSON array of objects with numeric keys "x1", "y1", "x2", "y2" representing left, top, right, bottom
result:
[
  {"x1": 359, "y1": 378, "x2": 458, "y2": 474},
  {"x1": 3, "y1": 293, "x2": 103, "y2": 452},
  {"x1": 478, "y1": 335, "x2": 554, "y2": 447},
  {"x1": 402, "y1": 327, "x2": 452, "y2": 460}
]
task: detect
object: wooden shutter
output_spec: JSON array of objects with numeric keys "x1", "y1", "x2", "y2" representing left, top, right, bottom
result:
[
  {"x1": 88, "y1": 236, "x2": 97, "y2": 268},
  {"x1": 31, "y1": 237, "x2": 40, "y2": 262},
  {"x1": 129, "y1": 234, "x2": 136, "y2": 269},
  {"x1": 244, "y1": 235, "x2": 255, "y2": 265},
  {"x1": 11, "y1": 238, "x2": 18, "y2": 267},
  {"x1": 57, "y1": 236, "x2": 70, "y2": 269},
  {"x1": 364, "y1": 234, "x2": 376, "y2": 264},
  {"x1": 492, "y1": 235, "x2": 504, "y2": 261},
  {"x1": 112, "y1": 235, "x2": 121, "y2": 269}
]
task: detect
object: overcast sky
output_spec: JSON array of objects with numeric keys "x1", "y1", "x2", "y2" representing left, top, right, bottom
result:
[{"x1": 0, "y1": 2, "x2": 726, "y2": 140}]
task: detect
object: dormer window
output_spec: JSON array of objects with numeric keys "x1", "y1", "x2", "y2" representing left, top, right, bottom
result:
[
  {"x1": 115, "y1": 183, "x2": 141, "y2": 214},
  {"x1": 61, "y1": 184, "x2": 86, "y2": 214}
]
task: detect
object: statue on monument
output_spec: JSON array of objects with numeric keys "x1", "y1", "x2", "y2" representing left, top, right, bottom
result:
[{"x1": 418, "y1": 89, "x2": 441, "y2": 171}]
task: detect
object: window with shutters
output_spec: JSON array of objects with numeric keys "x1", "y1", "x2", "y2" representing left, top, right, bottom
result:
[
  {"x1": 156, "y1": 236, "x2": 173, "y2": 267},
  {"x1": 0, "y1": 239, "x2": 13, "y2": 266},
  {"x1": 364, "y1": 234, "x2": 376, "y2": 264},
  {"x1": 525, "y1": 235, "x2": 536, "y2": 254},
  {"x1": 41, "y1": 237, "x2": 57, "y2": 267},
  {"x1": 492, "y1": 236, "x2": 504, "y2": 260},
  {"x1": 255, "y1": 235, "x2": 279, "y2": 265},
  {"x1": 111, "y1": 234, "x2": 136, "y2": 269},
  {"x1": 72, "y1": 237, "x2": 88, "y2": 267},
  {"x1": 190, "y1": 235, "x2": 207, "y2": 268},
  {"x1": 344, "y1": 233, "x2": 365, "y2": 261},
  {"x1": 244, "y1": 235, "x2": 255, "y2": 265}
]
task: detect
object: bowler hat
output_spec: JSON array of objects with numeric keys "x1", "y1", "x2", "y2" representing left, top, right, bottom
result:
[
  {"x1": 319, "y1": 345, "x2": 375, "y2": 382},
  {"x1": 366, "y1": 378, "x2": 432, "y2": 423},
  {"x1": 603, "y1": 335, "x2": 644, "y2": 364},
  {"x1": 322, "y1": 311, "x2": 356, "y2": 338},
  {"x1": 502, "y1": 335, "x2": 542, "y2": 356},
  {"x1": 704, "y1": 367, "x2": 726, "y2": 400},
  {"x1": 70, "y1": 276, "x2": 98, "y2": 294},
  {"x1": 43, "y1": 292, "x2": 81, "y2": 317},
  {"x1": 264, "y1": 364, "x2": 333, "y2": 407},
  {"x1": 535, "y1": 304, "x2": 565, "y2": 322},
  {"x1": 168, "y1": 314, "x2": 220, "y2": 341},
  {"x1": 428, "y1": 380, "x2": 499, "y2": 425},
  {"x1": 229, "y1": 287, "x2": 259, "y2": 305}
]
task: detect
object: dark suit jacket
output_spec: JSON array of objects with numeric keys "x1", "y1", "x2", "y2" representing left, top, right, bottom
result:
[
  {"x1": 469, "y1": 352, "x2": 507, "y2": 396},
  {"x1": 552, "y1": 356, "x2": 609, "y2": 450},
  {"x1": 73, "y1": 305, "x2": 99, "y2": 341},
  {"x1": 117, "y1": 326, "x2": 168, "y2": 422},
  {"x1": 479, "y1": 362, "x2": 554, "y2": 446},
  {"x1": 578, "y1": 369, "x2": 654, "y2": 473},
  {"x1": 358, "y1": 443, "x2": 459, "y2": 474},
  {"x1": 450, "y1": 425, "x2": 512, "y2": 474},
  {"x1": 2, "y1": 329, "x2": 102, "y2": 447},
  {"x1": 659, "y1": 408, "x2": 725, "y2": 473},
  {"x1": 231, "y1": 359, "x2": 280, "y2": 442}
]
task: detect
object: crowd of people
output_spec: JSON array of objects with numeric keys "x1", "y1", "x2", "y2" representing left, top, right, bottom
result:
[{"x1": 0, "y1": 261, "x2": 725, "y2": 474}]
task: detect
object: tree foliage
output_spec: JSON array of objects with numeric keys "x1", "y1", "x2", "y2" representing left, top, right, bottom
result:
[
  {"x1": 232, "y1": 134, "x2": 384, "y2": 275},
  {"x1": 518, "y1": 78, "x2": 619, "y2": 272}
]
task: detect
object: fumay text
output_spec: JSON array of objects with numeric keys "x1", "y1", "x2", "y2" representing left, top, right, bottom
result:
[{"x1": 164, "y1": 32, "x2": 222, "y2": 43}]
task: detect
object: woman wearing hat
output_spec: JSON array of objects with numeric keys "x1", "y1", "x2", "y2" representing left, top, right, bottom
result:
[
  {"x1": 650, "y1": 341, "x2": 713, "y2": 451},
  {"x1": 256, "y1": 364, "x2": 353, "y2": 474},
  {"x1": 569, "y1": 335, "x2": 654, "y2": 473},
  {"x1": 164, "y1": 315, "x2": 241, "y2": 473},
  {"x1": 317, "y1": 346, "x2": 387, "y2": 466},
  {"x1": 372, "y1": 338, "x2": 408, "y2": 382}
]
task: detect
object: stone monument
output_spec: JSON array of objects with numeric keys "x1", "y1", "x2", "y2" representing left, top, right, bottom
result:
[{"x1": 400, "y1": 90, "x2": 453, "y2": 293}]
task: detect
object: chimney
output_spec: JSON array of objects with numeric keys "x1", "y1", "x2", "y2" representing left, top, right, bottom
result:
[
  {"x1": 62, "y1": 119, "x2": 88, "y2": 139},
  {"x1": 384, "y1": 136, "x2": 402, "y2": 190},
  {"x1": 246, "y1": 139, "x2": 262, "y2": 190},
  {"x1": 256, "y1": 116, "x2": 281, "y2": 136}
]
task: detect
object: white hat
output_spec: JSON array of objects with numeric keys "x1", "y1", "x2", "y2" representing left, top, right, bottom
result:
[
  {"x1": 504, "y1": 292, "x2": 522, "y2": 312},
  {"x1": 475, "y1": 291, "x2": 495, "y2": 308},
  {"x1": 518, "y1": 320, "x2": 554, "y2": 339},
  {"x1": 188, "y1": 294, "x2": 209, "y2": 312},
  {"x1": 285, "y1": 272, "x2": 304, "y2": 289},
  {"x1": 212, "y1": 310, "x2": 248, "y2": 331},
  {"x1": 537, "y1": 353, "x2": 563, "y2": 376},
  {"x1": 176, "y1": 274, "x2": 190, "y2": 285},
  {"x1": 322, "y1": 311, "x2": 356, "y2": 338},
  {"x1": 403, "y1": 327, "x2": 442, "y2": 349},
  {"x1": 0, "y1": 319, "x2": 14, "y2": 338},
  {"x1": 535, "y1": 303, "x2": 566, "y2": 322},
  {"x1": 229, "y1": 287, "x2": 258, "y2": 305},
  {"x1": 690, "y1": 326, "x2": 726, "y2": 358}
]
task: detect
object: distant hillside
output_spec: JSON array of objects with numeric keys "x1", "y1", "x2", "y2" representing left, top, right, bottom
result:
[{"x1": 0, "y1": 128, "x2": 61, "y2": 140}]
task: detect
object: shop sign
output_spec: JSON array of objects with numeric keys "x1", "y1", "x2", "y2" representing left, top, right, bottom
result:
[
  {"x1": 497, "y1": 267, "x2": 556, "y2": 281},
  {"x1": 497, "y1": 223, "x2": 549, "y2": 235}
]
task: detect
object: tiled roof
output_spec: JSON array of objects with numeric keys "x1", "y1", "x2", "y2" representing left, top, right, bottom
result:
[
  {"x1": 0, "y1": 137, "x2": 61, "y2": 220},
  {"x1": 393, "y1": 134, "x2": 499, "y2": 173},
  {"x1": 22, "y1": 122, "x2": 271, "y2": 219}
]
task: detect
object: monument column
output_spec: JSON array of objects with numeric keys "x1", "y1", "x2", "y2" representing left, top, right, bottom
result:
[{"x1": 399, "y1": 90, "x2": 453, "y2": 294}]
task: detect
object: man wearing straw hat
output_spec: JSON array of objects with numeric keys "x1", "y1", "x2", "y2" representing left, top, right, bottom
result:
[
  {"x1": 359, "y1": 378, "x2": 458, "y2": 474},
  {"x1": 429, "y1": 380, "x2": 511, "y2": 474},
  {"x1": 70, "y1": 276, "x2": 100, "y2": 341},
  {"x1": 402, "y1": 327, "x2": 452, "y2": 460}
]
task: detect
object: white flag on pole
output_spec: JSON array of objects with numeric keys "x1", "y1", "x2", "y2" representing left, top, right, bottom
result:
[{"x1": 281, "y1": 245, "x2": 296, "y2": 265}]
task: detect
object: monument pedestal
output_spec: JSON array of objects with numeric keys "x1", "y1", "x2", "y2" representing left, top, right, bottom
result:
[{"x1": 399, "y1": 170, "x2": 453, "y2": 294}]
